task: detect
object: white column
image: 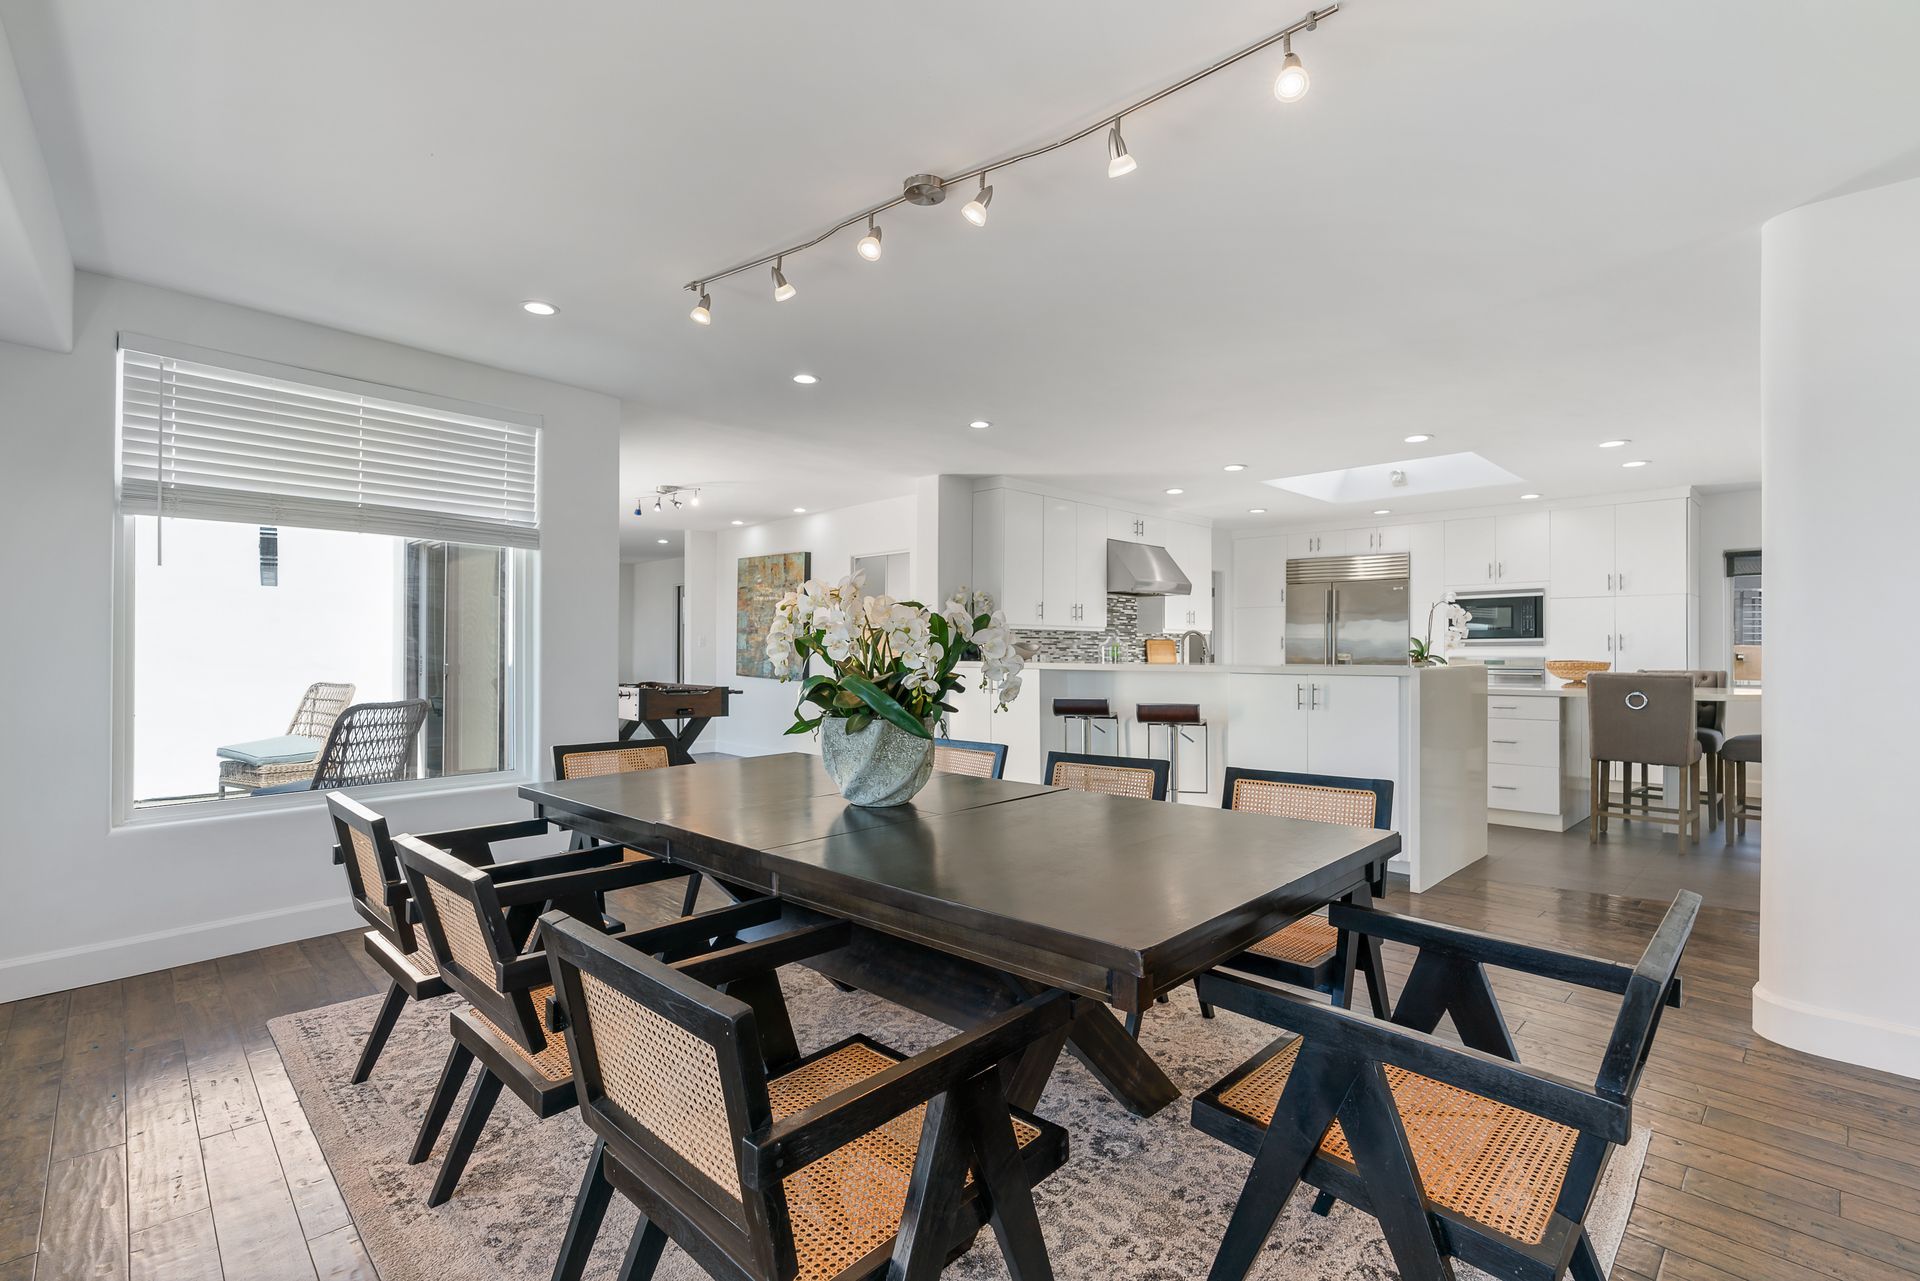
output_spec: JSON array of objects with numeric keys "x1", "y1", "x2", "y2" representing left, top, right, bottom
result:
[{"x1": 1755, "y1": 177, "x2": 1920, "y2": 1079}]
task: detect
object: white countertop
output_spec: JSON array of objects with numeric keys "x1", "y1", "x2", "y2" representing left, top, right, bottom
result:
[
  {"x1": 981, "y1": 660, "x2": 1420, "y2": 677},
  {"x1": 1488, "y1": 682, "x2": 1762, "y2": 700}
]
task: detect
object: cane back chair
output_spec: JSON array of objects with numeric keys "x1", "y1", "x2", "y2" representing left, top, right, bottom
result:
[
  {"x1": 540, "y1": 908, "x2": 1072, "y2": 1281},
  {"x1": 1041, "y1": 750, "x2": 1170, "y2": 801},
  {"x1": 394, "y1": 832, "x2": 698, "y2": 1207},
  {"x1": 550, "y1": 739, "x2": 703, "y2": 915},
  {"x1": 218, "y1": 680, "x2": 356, "y2": 795},
  {"x1": 1192, "y1": 891, "x2": 1699, "y2": 1281},
  {"x1": 931, "y1": 737, "x2": 1008, "y2": 780}
]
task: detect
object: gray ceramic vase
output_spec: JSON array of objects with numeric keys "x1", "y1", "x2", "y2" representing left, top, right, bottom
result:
[{"x1": 819, "y1": 716, "x2": 935, "y2": 807}]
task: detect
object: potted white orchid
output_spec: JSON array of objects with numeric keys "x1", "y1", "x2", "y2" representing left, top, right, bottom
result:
[
  {"x1": 766, "y1": 573, "x2": 1023, "y2": 805},
  {"x1": 1410, "y1": 593, "x2": 1474, "y2": 666}
]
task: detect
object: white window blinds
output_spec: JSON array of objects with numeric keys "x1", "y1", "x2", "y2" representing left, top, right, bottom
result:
[{"x1": 117, "y1": 335, "x2": 540, "y2": 548}]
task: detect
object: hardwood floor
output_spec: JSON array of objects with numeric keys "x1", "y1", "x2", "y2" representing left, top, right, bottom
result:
[{"x1": 2, "y1": 816, "x2": 1913, "y2": 1280}]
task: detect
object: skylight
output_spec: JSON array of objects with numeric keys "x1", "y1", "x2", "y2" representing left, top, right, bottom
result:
[{"x1": 1263, "y1": 452, "x2": 1524, "y2": 504}]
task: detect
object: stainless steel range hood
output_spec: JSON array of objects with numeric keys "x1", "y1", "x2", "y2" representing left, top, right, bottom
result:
[{"x1": 1106, "y1": 540, "x2": 1192, "y2": 596}]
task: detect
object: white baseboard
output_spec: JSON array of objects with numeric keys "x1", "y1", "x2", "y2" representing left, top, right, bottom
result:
[
  {"x1": 0, "y1": 897, "x2": 362, "y2": 1004},
  {"x1": 1753, "y1": 982, "x2": 1920, "y2": 1082}
]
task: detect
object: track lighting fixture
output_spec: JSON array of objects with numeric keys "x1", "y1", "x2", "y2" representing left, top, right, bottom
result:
[
  {"x1": 635, "y1": 485, "x2": 703, "y2": 516},
  {"x1": 962, "y1": 175, "x2": 993, "y2": 227},
  {"x1": 681, "y1": 4, "x2": 1340, "y2": 313},
  {"x1": 1273, "y1": 35, "x2": 1310, "y2": 102},
  {"x1": 1106, "y1": 119, "x2": 1136, "y2": 178}
]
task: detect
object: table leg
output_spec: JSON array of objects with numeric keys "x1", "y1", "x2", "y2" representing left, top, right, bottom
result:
[{"x1": 640, "y1": 717, "x2": 711, "y2": 766}]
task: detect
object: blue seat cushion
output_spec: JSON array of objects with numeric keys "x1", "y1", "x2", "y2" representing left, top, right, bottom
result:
[{"x1": 216, "y1": 734, "x2": 323, "y2": 766}]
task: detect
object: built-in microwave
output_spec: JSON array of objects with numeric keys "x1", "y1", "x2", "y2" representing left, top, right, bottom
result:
[{"x1": 1458, "y1": 591, "x2": 1546, "y2": 646}]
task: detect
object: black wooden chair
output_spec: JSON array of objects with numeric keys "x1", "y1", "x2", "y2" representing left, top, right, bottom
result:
[
  {"x1": 550, "y1": 739, "x2": 702, "y2": 915},
  {"x1": 1041, "y1": 750, "x2": 1170, "y2": 801},
  {"x1": 1207, "y1": 768, "x2": 1395, "y2": 1019},
  {"x1": 539, "y1": 906, "x2": 1072, "y2": 1281},
  {"x1": 932, "y1": 737, "x2": 1008, "y2": 780},
  {"x1": 394, "y1": 832, "x2": 698, "y2": 1207},
  {"x1": 1191, "y1": 890, "x2": 1699, "y2": 1281},
  {"x1": 255, "y1": 698, "x2": 430, "y2": 794}
]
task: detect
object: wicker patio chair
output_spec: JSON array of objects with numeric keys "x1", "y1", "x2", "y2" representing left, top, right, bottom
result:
[
  {"x1": 253, "y1": 699, "x2": 431, "y2": 795},
  {"x1": 1192, "y1": 891, "x2": 1699, "y2": 1281},
  {"x1": 932, "y1": 737, "x2": 1008, "y2": 779},
  {"x1": 394, "y1": 832, "x2": 699, "y2": 1207},
  {"x1": 216, "y1": 680, "x2": 355, "y2": 795},
  {"x1": 540, "y1": 907, "x2": 1072, "y2": 1281},
  {"x1": 549, "y1": 739, "x2": 701, "y2": 915},
  {"x1": 1041, "y1": 750, "x2": 1170, "y2": 801}
]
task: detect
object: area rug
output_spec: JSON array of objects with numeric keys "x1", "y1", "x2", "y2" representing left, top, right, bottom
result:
[{"x1": 270, "y1": 970, "x2": 1647, "y2": 1281}]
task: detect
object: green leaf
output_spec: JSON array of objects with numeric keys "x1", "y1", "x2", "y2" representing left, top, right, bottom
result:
[
  {"x1": 785, "y1": 715, "x2": 822, "y2": 735},
  {"x1": 845, "y1": 710, "x2": 874, "y2": 734},
  {"x1": 838, "y1": 671, "x2": 933, "y2": 739},
  {"x1": 800, "y1": 673, "x2": 837, "y2": 696}
]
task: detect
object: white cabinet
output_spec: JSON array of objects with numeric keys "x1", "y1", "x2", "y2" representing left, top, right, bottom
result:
[
  {"x1": 1548, "y1": 596, "x2": 1618, "y2": 663},
  {"x1": 1549, "y1": 506, "x2": 1617, "y2": 597},
  {"x1": 1613, "y1": 595, "x2": 1690, "y2": 670},
  {"x1": 1138, "y1": 519, "x2": 1214, "y2": 632},
  {"x1": 1446, "y1": 514, "x2": 1548, "y2": 588},
  {"x1": 1613, "y1": 500, "x2": 1688, "y2": 596},
  {"x1": 1234, "y1": 607, "x2": 1287, "y2": 663},
  {"x1": 974, "y1": 488, "x2": 1107, "y2": 630},
  {"x1": 1344, "y1": 525, "x2": 1410, "y2": 554},
  {"x1": 1226, "y1": 676, "x2": 1310, "y2": 772},
  {"x1": 1108, "y1": 509, "x2": 1164, "y2": 545},
  {"x1": 1235, "y1": 536, "x2": 1288, "y2": 608},
  {"x1": 1289, "y1": 531, "x2": 1337, "y2": 558},
  {"x1": 1306, "y1": 675, "x2": 1402, "y2": 781}
]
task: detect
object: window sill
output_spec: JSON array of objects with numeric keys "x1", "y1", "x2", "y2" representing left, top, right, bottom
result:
[{"x1": 113, "y1": 771, "x2": 530, "y2": 831}]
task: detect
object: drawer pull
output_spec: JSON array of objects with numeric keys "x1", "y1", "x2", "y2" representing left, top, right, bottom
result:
[
  {"x1": 1491, "y1": 784, "x2": 1519, "y2": 791},
  {"x1": 1491, "y1": 738, "x2": 1520, "y2": 745},
  {"x1": 1491, "y1": 704, "x2": 1519, "y2": 710}
]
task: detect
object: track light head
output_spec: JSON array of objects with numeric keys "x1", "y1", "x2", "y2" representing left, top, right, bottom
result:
[
  {"x1": 771, "y1": 258, "x2": 796, "y2": 302},
  {"x1": 653, "y1": 496, "x2": 662, "y2": 512},
  {"x1": 689, "y1": 287, "x2": 712, "y2": 326},
  {"x1": 689, "y1": 491, "x2": 700, "y2": 507},
  {"x1": 1274, "y1": 36, "x2": 1309, "y2": 102},
  {"x1": 856, "y1": 217, "x2": 883, "y2": 262},
  {"x1": 1106, "y1": 119, "x2": 1136, "y2": 178},
  {"x1": 962, "y1": 176, "x2": 993, "y2": 227}
]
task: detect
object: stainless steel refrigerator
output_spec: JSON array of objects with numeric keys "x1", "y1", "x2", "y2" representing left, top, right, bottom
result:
[{"x1": 1284, "y1": 553, "x2": 1412, "y2": 665}]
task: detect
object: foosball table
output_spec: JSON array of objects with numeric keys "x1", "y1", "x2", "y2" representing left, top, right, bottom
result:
[{"x1": 616, "y1": 682, "x2": 741, "y2": 765}]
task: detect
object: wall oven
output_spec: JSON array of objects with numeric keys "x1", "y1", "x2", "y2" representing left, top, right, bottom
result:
[{"x1": 1458, "y1": 590, "x2": 1546, "y2": 646}]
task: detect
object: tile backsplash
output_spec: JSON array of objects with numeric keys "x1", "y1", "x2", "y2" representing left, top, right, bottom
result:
[{"x1": 1011, "y1": 595, "x2": 1188, "y2": 662}]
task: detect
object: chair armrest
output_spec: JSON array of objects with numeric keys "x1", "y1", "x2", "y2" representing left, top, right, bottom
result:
[
  {"x1": 414, "y1": 816, "x2": 555, "y2": 865},
  {"x1": 486, "y1": 844, "x2": 624, "y2": 885},
  {"x1": 492, "y1": 851, "x2": 690, "y2": 908},
  {"x1": 1328, "y1": 903, "x2": 1638, "y2": 994},
  {"x1": 744, "y1": 990, "x2": 1073, "y2": 1185},
  {"x1": 1196, "y1": 970, "x2": 1629, "y2": 1143}
]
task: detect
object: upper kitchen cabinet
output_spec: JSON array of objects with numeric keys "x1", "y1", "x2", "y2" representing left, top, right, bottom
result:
[
  {"x1": 1108, "y1": 508, "x2": 1165, "y2": 546},
  {"x1": 1288, "y1": 530, "x2": 1337, "y2": 558},
  {"x1": 1548, "y1": 498, "x2": 1689, "y2": 598},
  {"x1": 1344, "y1": 525, "x2": 1411, "y2": 555},
  {"x1": 1137, "y1": 518, "x2": 1214, "y2": 632},
  {"x1": 1444, "y1": 512, "x2": 1547, "y2": 589},
  {"x1": 1548, "y1": 505, "x2": 1616, "y2": 597},
  {"x1": 1235, "y1": 536, "x2": 1288, "y2": 608},
  {"x1": 973, "y1": 485, "x2": 1116, "y2": 631}
]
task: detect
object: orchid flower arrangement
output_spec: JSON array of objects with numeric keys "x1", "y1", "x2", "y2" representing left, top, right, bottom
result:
[
  {"x1": 1409, "y1": 592, "x2": 1474, "y2": 666},
  {"x1": 766, "y1": 571, "x2": 1024, "y2": 739}
]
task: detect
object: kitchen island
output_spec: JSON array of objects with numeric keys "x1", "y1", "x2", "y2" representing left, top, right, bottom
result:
[{"x1": 949, "y1": 661, "x2": 1486, "y2": 892}]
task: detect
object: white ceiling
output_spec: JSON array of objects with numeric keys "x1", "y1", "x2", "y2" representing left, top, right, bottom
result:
[{"x1": 7, "y1": 0, "x2": 1920, "y2": 559}]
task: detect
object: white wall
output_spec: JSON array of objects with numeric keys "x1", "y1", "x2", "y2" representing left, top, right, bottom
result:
[
  {"x1": 1695, "y1": 486, "x2": 1761, "y2": 676},
  {"x1": 705, "y1": 495, "x2": 922, "y2": 757},
  {"x1": 1756, "y1": 177, "x2": 1920, "y2": 1079},
  {"x1": 627, "y1": 557, "x2": 685, "y2": 680},
  {"x1": 0, "y1": 272, "x2": 622, "y2": 1000}
]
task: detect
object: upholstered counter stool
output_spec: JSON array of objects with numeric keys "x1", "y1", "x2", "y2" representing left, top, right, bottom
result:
[
  {"x1": 1641, "y1": 669, "x2": 1729, "y2": 829},
  {"x1": 1136, "y1": 702, "x2": 1209, "y2": 801},
  {"x1": 1052, "y1": 696, "x2": 1119, "y2": 755},
  {"x1": 1589, "y1": 673, "x2": 1702, "y2": 846},
  {"x1": 1722, "y1": 733, "x2": 1762, "y2": 844}
]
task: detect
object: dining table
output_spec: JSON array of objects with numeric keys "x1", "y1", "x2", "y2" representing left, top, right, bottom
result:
[{"x1": 521, "y1": 752, "x2": 1400, "y2": 1118}]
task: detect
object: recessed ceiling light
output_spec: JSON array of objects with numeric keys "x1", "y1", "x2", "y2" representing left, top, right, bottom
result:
[
  {"x1": 657, "y1": 538, "x2": 669, "y2": 545},
  {"x1": 1223, "y1": 463, "x2": 1247, "y2": 472},
  {"x1": 730, "y1": 519, "x2": 745, "y2": 526},
  {"x1": 1599, "y1": 439, "x2": 1629, "y2": 449},
  {"x1": 1165, "y1": 487, "x2": 1184, "y2": 495},
  {"x1": 1520, "y1": 493, "x2": 1541, "y2": 501},
  {"x1": 792, "y1": 373, "x2": 818, "y2": 385},
  {"x1": 969, "y1": 420, "x2": 991, "y2": 430},
  {"x1": 1403, "y1": 434, "x2": 1432, "y2": 444},
  {"x1": 1622, "y1": 459, "x2": 1650, "y2": 468},
  {"x1": 1248, "y1": 507, "x2": 1267, "y2": 514},
  {"x1": 1373, "y1": 509, "x2": 1391, "y2": 516},
  {"x1": 793, "y1": 506, "x2": 808, "y2": 513},
  {"x1": 521, "y1": 300, "x2": 557, "y2": 316}
]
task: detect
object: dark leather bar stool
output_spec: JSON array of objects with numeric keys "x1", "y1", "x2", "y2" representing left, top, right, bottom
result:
[
  {"x1": 1136, "y1": 702, "x2": 1209, "y2": 801},
  {"x1": 1052, "y1": 696, "x2": 1119, "y2": 755},
  {"x1": 1722, "y1": 733, "x2": 1762, "y2": 844}
]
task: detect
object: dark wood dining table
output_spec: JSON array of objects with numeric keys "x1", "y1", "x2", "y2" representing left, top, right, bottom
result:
[{"x1": 521, "y1": 752, "x2": 1399, "y2": 1118}]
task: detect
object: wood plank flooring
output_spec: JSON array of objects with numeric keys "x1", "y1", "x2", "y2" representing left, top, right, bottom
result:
[{"x1": 1, "y1": 817, "x2": 1913, "y2": 1280}]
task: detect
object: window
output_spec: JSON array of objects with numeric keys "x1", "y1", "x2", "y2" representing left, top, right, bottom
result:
[
  {"x1": 115, "y1": 336, "x2": 539, "y2": 813},
  {"x1": 1726, "y1": 549, "x2": 1762, "y2": 686}
]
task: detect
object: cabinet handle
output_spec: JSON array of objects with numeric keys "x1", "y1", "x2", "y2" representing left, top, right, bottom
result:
[
  {"x1": 1492, "y1": 738, "x2": 1520, "y2": 745},
  {"x1": 1606, "y1": 633, "x2": 1613, "y2": 652},
  {"x1": 1296, "y1": 683, "x2": 1305, "y2": 710},
  {"x1": 1491, "y1": 784, "x2": 1519, "y2": 791},
  {"x1": 1037, "y1": 602, "x2": 1043, "y2": 619},
  {"x1": 1607, "y1": 572, "x2": 1615, "y2": 592},
  {"x1": 1491, "y1": 704, "x2": 1519, "y2": 710},
  {"x1": 1310, "y1": 684, "x2": 1322, "y2": 710},
  {"x1": 1487, "y1": 562, "x2": 1493, "y2": 580},
  {"x1": 1618, "y1": 572, "x2": 1627, "y2": 591},
  {"x1": 1498, "y1": 561, "x2": 1504, "y2": 579},
  {"x1": 1617, "y1": 632, "x2": 1625, "y2": 651}
]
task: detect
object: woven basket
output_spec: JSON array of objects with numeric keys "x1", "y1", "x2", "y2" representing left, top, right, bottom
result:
[{"x1": 1545, "y1": 659, "x2": 1612, "y2": 686}]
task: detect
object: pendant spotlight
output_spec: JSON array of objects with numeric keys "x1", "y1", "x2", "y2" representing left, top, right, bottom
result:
[
  {"x1": 962, "y1": 174, "x2": 993, "y2": 227},
  {"x1": 634, "y1": 485, "x2": 703, "y2": 515},
  {"x1": 682, "y1": 5, "x2": 1340, "y2": 321},
  {"x1": 1106, "y1": 119, "x2": 1137, "y2": 178}
]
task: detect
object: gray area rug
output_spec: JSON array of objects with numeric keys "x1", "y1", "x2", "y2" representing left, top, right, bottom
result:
[{"x1": 270, "y1": 970, "x2": 1647, "y2": 1280}]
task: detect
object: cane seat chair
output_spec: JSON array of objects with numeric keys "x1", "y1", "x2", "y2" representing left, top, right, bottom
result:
[
  {"x1": 394, "y1": 833, "x2": 698, "y2": 1207},
  {"x1": 218, "y1": 680, "x2": 356, "y2": 795},
  {"x1": 540, "y1": 909, "x2": 1072, "y2": 1281},
  {"x1": 1210, "y1": 768, "x2": 1395, "y2": 1019},
  {"x1": 1041, "y1": 750, "x2": 1171, "y2": 802},
  {"x1": 931, "y1": 737, "x2": 1008, "y2": 780},
  {"x1": 550, "y1": 739, "x2": 702, "y2": 915},
  {"x1": 1192, "y1": 891, "x2": 1699, "y2": 1281}
]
